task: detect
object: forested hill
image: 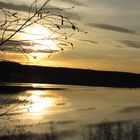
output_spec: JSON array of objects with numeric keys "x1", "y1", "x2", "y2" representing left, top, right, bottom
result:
[{"x1": 0, "y1": 61, "x2": 140, "y2": 88}]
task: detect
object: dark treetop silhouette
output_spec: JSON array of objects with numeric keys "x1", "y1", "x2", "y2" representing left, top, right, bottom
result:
[{"x1": 0, "y1": 61, "x2": 140, "y2": 88}]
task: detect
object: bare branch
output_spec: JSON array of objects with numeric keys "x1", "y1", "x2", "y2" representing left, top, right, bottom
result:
[{"x1": 0, "y1": 0, "x2": 84, "y2": 63}]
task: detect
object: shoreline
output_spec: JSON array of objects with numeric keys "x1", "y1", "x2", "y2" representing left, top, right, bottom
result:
[{"x1": 0, "y1": 61, "x2": 140, "y2": 89}]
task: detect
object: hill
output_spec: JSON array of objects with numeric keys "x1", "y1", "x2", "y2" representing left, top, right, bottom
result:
[{"x1": 0, "y1": 61, "x2": 140, "y2": 88}]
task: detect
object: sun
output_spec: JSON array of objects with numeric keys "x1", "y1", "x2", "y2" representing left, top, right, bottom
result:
[{"x1": 19, "y1": 24, "x2": 61, "y2": 56}]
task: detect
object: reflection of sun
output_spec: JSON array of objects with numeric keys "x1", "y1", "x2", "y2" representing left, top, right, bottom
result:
[
  {"x1": 19, "y1": 91, "x2": 54, "y2": 115},
  {"x1": 19, "y1": 24, "x2": 60, "y2": 56},
  {"x1": 18, "y1": 90, "x2": 68, "y2": 120},
  {"x1": 32, "y1": 83, "x2": 39, "y2": 88},
  {"x1": 28, "y1": 94, "x2": 52, "y2": 113}
]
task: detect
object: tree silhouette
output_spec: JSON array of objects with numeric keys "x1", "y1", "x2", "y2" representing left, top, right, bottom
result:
[
  {"x1": 0, "y1": 0, "x2": 80, "y2": 60},
  {"x1": 0, "y1": 0, "x2": 81, "y2": 120}
]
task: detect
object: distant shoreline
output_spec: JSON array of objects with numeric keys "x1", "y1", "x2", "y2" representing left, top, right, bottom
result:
[
  {"x1": 0, "y1": 61, "x2": 140, "y2": 88},
  {"x1": 0, "y1": 85, "x2": 65, "y2": 93}
]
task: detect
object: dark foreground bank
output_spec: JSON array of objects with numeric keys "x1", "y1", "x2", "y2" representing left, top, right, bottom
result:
[
  {"x1": 0, "y1": 120, "x2": 139, "y2": 140},
  {"x1": 0, "y1": 61, "x2": 140, "y2": 88}
]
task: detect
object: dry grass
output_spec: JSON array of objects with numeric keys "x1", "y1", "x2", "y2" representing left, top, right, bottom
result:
[{"x1": 0, "y1": 120, "x2": 139, "y2": 140}]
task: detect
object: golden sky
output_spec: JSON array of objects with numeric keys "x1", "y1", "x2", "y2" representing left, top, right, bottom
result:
[{"x1": 0, "y1": 0, "x2": 140, "y2": 73}]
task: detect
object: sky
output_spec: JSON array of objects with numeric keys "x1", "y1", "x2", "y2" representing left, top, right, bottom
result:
[{"x1": 0, "y1": 0, "x2": 140, "y2": 73}]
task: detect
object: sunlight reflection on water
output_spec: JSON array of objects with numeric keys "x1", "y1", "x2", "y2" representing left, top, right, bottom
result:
[
  {"x1": 19, "y1": 91, "x2": 54, "y2": 116},
  {"x1": 0, "y1": 83, "x2": 140, "y2": 133},
  {"x1": 16, "y1": 89, "x2": 69, "y2": 121}
]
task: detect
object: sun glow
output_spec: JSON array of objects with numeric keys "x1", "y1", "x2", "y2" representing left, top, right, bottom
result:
[
  {"x1": 29, "y1": 91, "x2": 54, "y2": 113},
  {"x1": 19, "y1": 24, "x2": 60, "y2": 56},
  {"x1": 32, "y1": 83, "x2": 40, "y2": 88},
  {"x1": 18, "y1": 91, "x2": 54, "y2": 116},
  {"x1": 28, "y1": 94, "x2": 52, "y2": 113}
]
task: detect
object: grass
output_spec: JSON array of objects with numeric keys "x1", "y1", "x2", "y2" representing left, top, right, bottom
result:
[
  {"x1": 82, "y1": 120, "x2": 140, "y2": 140},
  {"x1": 0, "y1": 120, "x2": 139, "y2": 140}
]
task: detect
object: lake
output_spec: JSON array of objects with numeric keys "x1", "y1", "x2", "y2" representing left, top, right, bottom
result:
[{"x1": 0, "y1": 83, "x2": 140, "y2": 137}]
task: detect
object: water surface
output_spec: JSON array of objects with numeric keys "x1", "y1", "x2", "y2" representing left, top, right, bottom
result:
[{"x1": 0, "y1": 83, "x2": 140, "y2": 133}]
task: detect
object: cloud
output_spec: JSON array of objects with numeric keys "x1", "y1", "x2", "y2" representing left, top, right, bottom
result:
[
  {"x1": 0, "y1": 39, "x2": 31, "y2": 47},
  {"x1": 0, "y1": 1, "x2": 81, "y2": 20},
  {"x1": 76, "y1": 107, "x2": 96, "y2": 111},
  {"x1": 57, "y1": 0, "x2": 86, "y2": 7},
  {"x1": 119, "y1": 40, "x2": 140, "y2": 49},
  {"x1": 0, "y1": 39, "x2": 60, "y2": 54},
  {"x1": 86, "y1": 0, "x2": 140, "y2": 13},
  {"x1": 118, "y1": 105, "x2": 140, "y2": 113},
  {"x1": 4, "y1": 47, "x2": 59, "y2": 54},
  {"x1": 0, "y1": 1, "x2": 30, "y2": 12},
  {"x1": 48, "y1": 7, "x2": 81, "y2": 20},
  {"x1": 80, "y1": 39, "x2": 98, "y2": 44},
  {"x1": 89, "y1": 23, "x2": 138, "y2": 35},
  {"x1": 56, "y1": 102, "x2": 67, "y2": 107}
]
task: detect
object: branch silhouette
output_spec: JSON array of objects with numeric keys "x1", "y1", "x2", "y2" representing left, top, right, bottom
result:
[
  {"x1": 0, "y1": 0, "x2": 81, "y2": 121},
  {"x1": 0, "y1": 0, "x2": 80, "y2": 60}
]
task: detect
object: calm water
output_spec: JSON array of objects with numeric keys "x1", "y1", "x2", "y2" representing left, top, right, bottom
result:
[{"x1": 0, "y1": 83, "x2": 140, "y2": 133}]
